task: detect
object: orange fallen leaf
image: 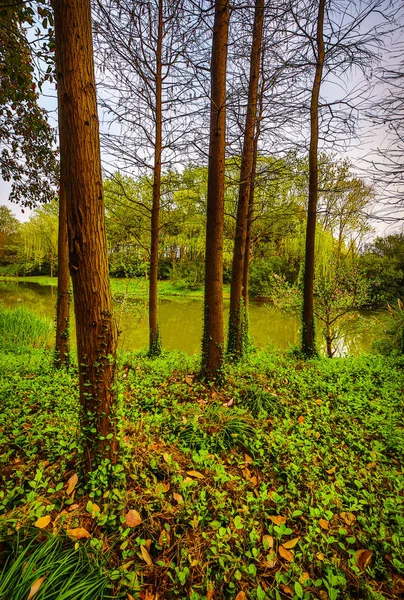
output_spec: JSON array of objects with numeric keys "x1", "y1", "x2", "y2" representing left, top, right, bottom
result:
[
  {"x1": 186, "y1": 470, "x2": 205, "y2": 479},
  {"x1": 141, "y1": 545, "x2": 153, "y2": 566},
  {"x1": 299, "y1": 572, "x2": 310, "y2": 584},
  {"x1": 68, "y1": 504, "x2": 79, "y2": 512},
  {"x1": 27, "y1": 576, "x2": 46, "y2": 600},
  {"x1": 127, "y1": 594, "x2": 135, "y2": 600},
  {"x1": 66, "y1": 473, "x2": 78, "y2": 495},
  {"x1": 355, "y1": 549, "x2": 373, "y2": 571},
  {"x1": 280, "y1": 584, "x2": 294, "y2": 597},
  {"x1": 298, "y1": 415, "x2": 305, "y2": 424},
  {"x1": 278, "y1": 545, "x2": 294, "y2": 562},
  {"x1": 34, "y1": 515, "x2": 51, "y2": 529},
  {"x1": 156, "y1": 482, "x2": 170, "y2": 493},
  {"x1": 125, "y1": 509, "x2": 142, "y2": 528},
  {"x1": 206, "y1": 583, "x2": 214, "y2": 600},
  {"x1": 269, "y1": 515, "x2": 286, "y2": 526},
  {"x1": 235, "y1": 592, "x2": 247, "y2": 600},
  {"x1": 244, "y1": 453, "x2": 253, "y2": 464},
  {"x1": 318, "y1": 518, "x2": 329, "y2": 530},
  {"x1": 66, "y1": 527, "x2": 90, "y2": 539},
  {"x1": 326, "y1": 467, "x2": 336, "y2": 474},
  {"x1": 340, "y1": 512, "x2": 356, "y2": 526},
  {"x1": 173, "y1": 492, "x2": 183, "y2": 504},
  {"x1": 282, "y1": 537, "x2": 300, "y2": 549},
  {"x1": 262, "y1": 534, "x2": 274, "y2": 549},
  {"x1": 316, "y1": 552, "x2": 325, "y2": 561}
]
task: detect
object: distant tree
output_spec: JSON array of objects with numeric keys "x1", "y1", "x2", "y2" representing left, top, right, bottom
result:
[
  {"x1": 0, "y1": 206, "x2": 20, "y2": 266},
  {"x1": 0, "y1": 2, "x2": 57, "y2": 206},
  {"x1": 228, "y1": 0, "x2": 264, "y2": 360},
  {"x1": 201, "y1": 0, "x2": 230, "y2": 381},
  {"x1": 53, "y1": 0, "x2": 118, "y2": 473}
]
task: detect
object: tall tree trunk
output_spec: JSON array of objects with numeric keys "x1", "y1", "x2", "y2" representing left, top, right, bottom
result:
[
  {"x1": 227, "y1": 0, "x2": 264, "y2": 359},
  {"x1": 149, "y1": 0, "x2": 163, "y2": 356},
  {"x1": 201, "y1": 0, "x2": 229, "y2": 381},
  {"x1": 53, "y1": 0, "x2": 118, "y2": 473},
  {"x1": 55, "y1": 178, "x2": 70, "y2": 368},
  {"x1": 301, "y1": 0, "x2": 325, "y2": 357},
  {"x1": 242, "y1": 130, "x2": 259, "y2": 313}
]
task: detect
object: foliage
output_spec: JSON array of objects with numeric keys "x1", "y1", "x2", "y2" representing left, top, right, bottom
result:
[
  {"x1": 170, "y1": 261, "x2": 205, "y2": 291},
  {"x1": 374, "y1": 299, "x2": 404, "y2": 355},
  {"x1": 1, "y1": 332, "x2": 404, "y2": 599},
  {"x1": 0, "y1": 306, "x2": 53, "y2": 351},
  {"x1": 0, "y1": 3, "x2": 57, "y2": 207}
]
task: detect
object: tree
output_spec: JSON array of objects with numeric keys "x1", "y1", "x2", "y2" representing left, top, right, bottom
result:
[
  {"x1": 0, "y1": 2, "x2": 57, "y2": 206},
  {"x1": 201, "y1": 0, "x2": 230, "y2": 381},
  {"x1": 52, "y1": 0, "x2": 118, "y2": 473},
  {"x1": 0, "y1": 206, "x2": 20, "y2": 268},
  {"x1": 227, "y1": 0, "x2": 264, "y2": 360}
]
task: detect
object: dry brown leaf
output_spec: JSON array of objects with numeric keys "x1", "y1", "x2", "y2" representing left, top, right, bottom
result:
[
  {"x1": 298, "y1": 415, "x2": 305, "y2": 424},
  {"x1": 27, "y1": 576, "x2": 47, "y2": 600},
  {"x1": 340, "y1": 512, "x2": 356, "y2": 526},
  {"x1": 183, "y1": 477, "x2": 194, "y2": 484},
  {"x1": 156, "y1": 482, "x2": 170, "y2": 493},
  {"x1": 206, "y1": 583, "x2": 214, "y2": 600},
  {"x1": 269, "y1": 515, "x2": 286, "y2": 526},
  {"x1": 318, "y1": 518, "x2": 329, "y2": 530},
  {"x1": 244, "y1": 453, "x2": 253, "y2": 464},
  {"x1": 262, "y1": 534, "x2": 274, "y2": 549},
  {"x1": 326, "y1": 466, "x2": 336, "y2": 474},
  {"x1": 125, "y1": 509, "x2": 142, "y2": 528},
  {"x1": 278, "y1": 545, "x2": 294, "y2": 562},
  {"x1": 250, "y1": 475, "x2": 258, "y2": 487},
  {"x1": 299, "y1": 572, "x2": 310, "y2": 584},
  {"x1": 282, "y1": 537, "x2": 300, "y2": 549},
  {"x1": 318, "y1": 591, "x2": 328, "y2": 600},
  {"x1": 145, "y1": 539, "x2": 152, "y2": 551},
  {"x1": 34, "y1": 515, "x2": 51, "y2": 529},
  {"x1": 68, "y1": 504, "x2": 79, "y2": 512},
  {"x1": 158, "y1": 530, "x2": 170, "y2": 547},
  {"x1": 186, "y1": 470, "x2": 205, "y2": 479},
  {"x1": 66, "y1": 527, "x2": 91, "y2": 539},
  {"x1": 66, "y1": 473, "x2": 78, "y2": 495},
  {"x1": 355, "y1": 549, "x2": 373, "y2": 571},
  {"x1": 140, "y1": 545, "x2": 153, "y2": 566},
  {"x1": 242, "y1": 468, "x2": 251, "y2": 480},
  {"x1": 91, "y1": 503, "x2": 100, "y2": 513},
  {"x1": 280, "y1": 584, "x2": 294, "y2": 597},
  {"x1": 316, "y1": 552, "x2": 325, "y2": 561},
  {"x1": 127, "y1": 594, "x2": 135, "y2": 600},
  {"x1": 173, "y1": 492, "x2": 183, "y2": 504},
  {"x1": 235, "y1": 592, "x2": 247, "y2": 600}
]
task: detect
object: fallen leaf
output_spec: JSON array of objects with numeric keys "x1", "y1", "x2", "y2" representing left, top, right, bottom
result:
[
  {"x1": 355, "y1": 549, "x2": 373, "y2": 571},
  {"x1": 125, "y1": 509, "x2": 142, "y2": 527},
  {"x1": 156, "y1": 482, "x2": 170, "y2": 493},
  {"x1": 68, "y1": 504, "x2": 79, "y2": 512},
  {"x1": 27, "y1": 576, "x2": 46, "y2": 600},
  {"x1": 262, "y1": 534, "x2": 274, "y2": 549},
  {"x1": 278, "y1": 545, "x2": 294, "y2": 562},
  {"x1": 269, "y1": 515, "x2": 286, "y2": 526},
  {"x1": 173, "y1": 492, "x2": 183, "y2": 504},
  {"x1": 250, "y1": 475, "x2": 258, "y2": 486},
  {"x1": 298, "y1": 415, "x2": 305, "y2": 424},
  {"x1": 282, "y1": 537, "x2": 300, "y2": 549},
  {"x1": 242, "y1": 468, "x2": 251, "y2": 480},
  {"x1": 318, "y1": 518, "x2": 329, "y2": 530},
  {"x1": 66, "y1": 527, "x2": 90, "y2": 539},
  {"x1": 159, "y1": 530, "x2": 171, "y2": 547},
  {"x1": 140, "y1": 545, "x2": 153, "y2": 566},
  {"x1": 34, "y1": 515, "x2": 51, "y2": 529},
  {"x1": 299, "y1": 572, "x2": 310, "y2": 584},
  {"x1": 206, "y1": 582, "x2": 214, "y2": 600},
  {"x1": 127, "y1": 594, "x2": 135, "y2": 600},
  {"x1": 340, "y1": 512, "x2": 356, "y2": 526},
  {"x1": 244, "y1": 453, "x2": 253, "y2": 464},
  {"x1": 280, "y1": 584, "x2": 294, "y2": 597},
  {"x1": 186, "y1": 470, "x2": 205, "y2": 479},
  {"x1": 326, "y1": 467, "x2": 336, "y2": 474},
  {"x1": 66, "y1": 473, "x2": 78, "y2": 495},
  {"x1": 235, "y1": 592, "x2": 247, "y2": 600},
  {"x1": 319, "y1": 591, "x2": 328, "y2": 600},
  {"x1": 316, "y1": 552, "x2": 325, "y2": 561},
  {"x1": 145, "y1": 538, "x2": 152, "y2": 551}
]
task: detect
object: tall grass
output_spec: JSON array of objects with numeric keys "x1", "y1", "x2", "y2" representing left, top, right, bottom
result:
[
  {"x1": 0, "y1": 306, "x2": 53, "y2": 351},
  {"x1": 0, "y1": 530, "x2": 120, "y2": 599}
]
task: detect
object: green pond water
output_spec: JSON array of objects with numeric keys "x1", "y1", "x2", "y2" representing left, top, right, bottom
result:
[{"x1": 0, "y1": 281, "x2": 382, "y2": 356}]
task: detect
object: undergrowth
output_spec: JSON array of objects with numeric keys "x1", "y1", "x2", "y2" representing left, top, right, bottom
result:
[{"x1": 0, "y1": 343, "x2": 403, "y2": 599}]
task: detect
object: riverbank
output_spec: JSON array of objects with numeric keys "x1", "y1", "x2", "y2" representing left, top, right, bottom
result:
[
  {"x1": 0, "y1": 333, "x2": 403, "y2": 598},
  {"x1": 0, "y1": 275, "x2": 231, "y2": 299}
]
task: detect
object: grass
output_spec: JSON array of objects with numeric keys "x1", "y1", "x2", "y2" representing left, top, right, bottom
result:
[
  {"x1": 0, "y1": 306, "x2": 53, "y2": 351},
  {"x1": 0, "y1": 276, "x2": 231, "y2": 299},
  {"x1": 0, "y1": 313, "x2": 403, "y2": 598}
]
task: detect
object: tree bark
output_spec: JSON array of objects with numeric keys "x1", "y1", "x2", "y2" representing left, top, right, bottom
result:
[
  {"x1": 149, "y1": 0, "x2": 163, "y2": 356},
  {"x1": 227, "y1": 0, "x2": 264, "y2": 359},
  {"x1": 53, "y1": 0, "x2": 118, "y2": 473},
  {"x1": 201, "y1": 0, "x2": 229, "y2": 381},
  {"x1": 242, "y1": 130, "x2": 259, "y2": 315},
  {"x1": 55, "y1": 177, "x2": 70, "y2": 368},
  {"x1": 302, "y1": 0, "x2": 325, "y2": 357}
]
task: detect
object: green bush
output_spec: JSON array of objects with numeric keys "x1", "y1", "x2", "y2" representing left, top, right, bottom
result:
[{"x1": 170, "y1": 261, "x2": 205, "y2": 290}]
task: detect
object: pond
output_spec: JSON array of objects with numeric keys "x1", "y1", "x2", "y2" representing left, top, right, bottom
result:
[{"x1": 0, "y1": 281, "x2": 382, "y2": 356}]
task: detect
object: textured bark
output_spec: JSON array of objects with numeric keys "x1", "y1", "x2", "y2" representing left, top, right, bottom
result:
[
  {"x1": 228, "y1": 0, "x2": 264, "y2": 359},
  {"x1": 302, "y1": 0, "x2": 325, "y2": 357},
  {"x1": 53, "y1": 0, "x2": 118, "y2": 472},
  {"x1": 55, "y1": 178, "x2": 70, "y2": 368},
  {"x1": 149, "y1": 0, "x2": 163, "y2": 356},
  {"x1": 242, "y1": 131, "x2": 259, "y2": 314},
  {"x1": 201, "y1": 0, "x2": 229, "y2": 381}
]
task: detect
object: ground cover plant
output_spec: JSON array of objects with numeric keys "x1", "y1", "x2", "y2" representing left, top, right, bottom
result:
[{"x1": 0, "y1": 318, "x2": 403, "y2": 599}]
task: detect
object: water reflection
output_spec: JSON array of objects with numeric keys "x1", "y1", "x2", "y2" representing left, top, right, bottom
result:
[{"x1": 0, "y1": 281, "x2": 381, "y2": 356}]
